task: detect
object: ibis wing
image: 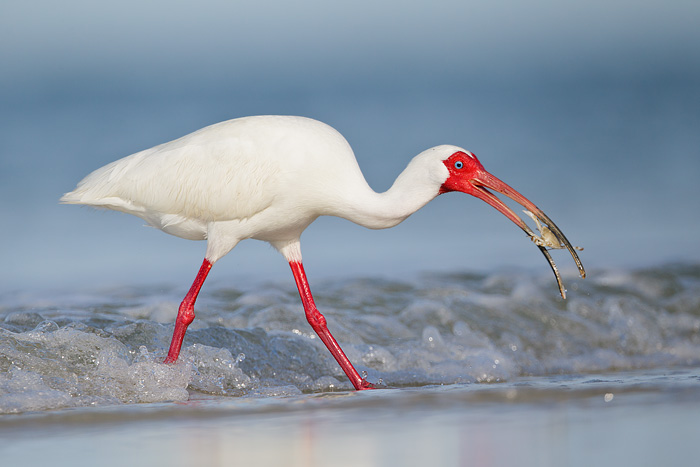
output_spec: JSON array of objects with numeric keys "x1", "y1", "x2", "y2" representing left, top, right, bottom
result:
[{"x1": 61, "y1": 123, "x2": 279, "y2": 224}]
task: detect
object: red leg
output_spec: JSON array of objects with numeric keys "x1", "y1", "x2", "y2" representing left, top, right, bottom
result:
[
  {"x1": 289, "y1": 261, "x2": 374, "y2": 390},
  {"x1": 164, "y1": 258, "x2": 213, "y2": 363}
]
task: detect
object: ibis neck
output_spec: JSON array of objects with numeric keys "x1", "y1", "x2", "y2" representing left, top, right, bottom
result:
[{"x1": 337, "y1": 163, "x2": 441, "y2": 230}]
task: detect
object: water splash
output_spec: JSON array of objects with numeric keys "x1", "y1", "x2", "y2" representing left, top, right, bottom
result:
[{"x1": 1, "y1": 264, "x2": 699, "y2": 412}]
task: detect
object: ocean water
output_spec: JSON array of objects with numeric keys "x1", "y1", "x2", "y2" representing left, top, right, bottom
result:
[
  {"x1": 1, "y1": 263, "x2": 698, "y2": 413},
  {"x1": 1, "y1": 264, "x2": 700, "y2": 466},
  {"x1": 0, "y1": 369, "x2": 699, "y2": 467}
]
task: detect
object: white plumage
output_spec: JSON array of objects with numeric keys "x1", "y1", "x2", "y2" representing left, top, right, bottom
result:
[
  {"x1": 62, "y1": 115, "x2": 584, "y2": 391},
  {"x1": 62, "y1": 116, "x2": 455, "y2": 261}
]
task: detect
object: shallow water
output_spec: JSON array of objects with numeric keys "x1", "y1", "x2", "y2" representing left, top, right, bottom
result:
[
  {"x1": 1, "y1": 369, "x2": 699, "y2": 467},
  {"x1": 0, "y1": 265, "x2": 700, "y2": 466},
  {"x1": 1, "y1": 263, "x2": 699, "y2": 413},
  {"x1": 2, "y1": 264, "x2": 700, "y2": 465}
]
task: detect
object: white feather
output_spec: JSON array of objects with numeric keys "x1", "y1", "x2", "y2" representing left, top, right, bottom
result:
[{"x1": 62, "y1": 115, "x2": 463, "y2": 262}]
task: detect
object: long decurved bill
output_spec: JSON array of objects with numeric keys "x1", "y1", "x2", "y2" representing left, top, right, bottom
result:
[{"x1": 466, "y1": 170, "x2": 585, "y2": 299}]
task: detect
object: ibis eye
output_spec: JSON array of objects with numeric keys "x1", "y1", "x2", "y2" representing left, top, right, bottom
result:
[{"x1": 454, "y1": 161, "x2": 464, "y2": 170}]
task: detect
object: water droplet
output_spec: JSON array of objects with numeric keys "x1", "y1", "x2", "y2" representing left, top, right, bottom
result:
[
  {"x1": 422, "y1": 325, "x2": 444, "y2": 348},
  {"x1": 34, "y1": 320, "x2": 59, "y2": 333}
]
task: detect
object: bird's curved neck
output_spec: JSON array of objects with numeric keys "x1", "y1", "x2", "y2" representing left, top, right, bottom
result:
[{"x1": 338, "y1": 162, "x2": 440, "y2": 230}]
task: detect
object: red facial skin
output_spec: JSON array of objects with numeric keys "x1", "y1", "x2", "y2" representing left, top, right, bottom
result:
[{"x1": 440, "y1": 151, "x2": 540, "y2": 232}]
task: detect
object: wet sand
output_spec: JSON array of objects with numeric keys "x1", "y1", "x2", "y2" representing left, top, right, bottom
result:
[{"x1": 1, "y1": 368, "x2": 698, "y2": 467}]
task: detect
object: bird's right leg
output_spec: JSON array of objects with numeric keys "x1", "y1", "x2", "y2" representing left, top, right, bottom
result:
[
  {"x1": 164, "y1": 258, "x2": 213, "y2": 363},
  {"x1": 289, "y1": 261, "x2": 375, "y2": 390}
]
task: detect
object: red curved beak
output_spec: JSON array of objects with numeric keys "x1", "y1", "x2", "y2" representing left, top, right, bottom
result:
[{"x1": 441, "y1": 153, "x2": 585, "y2": 298}]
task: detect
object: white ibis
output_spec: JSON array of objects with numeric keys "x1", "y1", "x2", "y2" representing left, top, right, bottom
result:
[{"x1": 61, "y1": 115, "x2": 585, "y2": 390}]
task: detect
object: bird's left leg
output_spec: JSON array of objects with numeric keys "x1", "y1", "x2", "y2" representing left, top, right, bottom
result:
[
  {"x1": 164, "y1": 258, "x2": 213, "y2": 363},
  {"x1": 288, "y1": 261, "x2": 374, "y2": 390}
]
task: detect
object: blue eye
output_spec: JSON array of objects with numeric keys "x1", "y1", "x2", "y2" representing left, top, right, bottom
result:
[{"x1": 454, "y1": 161, "x2": 464, "y2": 169}]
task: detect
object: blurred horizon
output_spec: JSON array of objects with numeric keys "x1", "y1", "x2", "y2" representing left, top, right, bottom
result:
[{"x1": 1, "y1": 0, "x2": 699, "y2": 291}]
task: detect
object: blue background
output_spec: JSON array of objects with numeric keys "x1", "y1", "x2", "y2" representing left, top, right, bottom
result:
[{"x1": 1, "y1": 0, "x2": 698, "y2": 290}]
